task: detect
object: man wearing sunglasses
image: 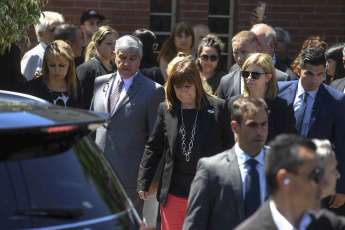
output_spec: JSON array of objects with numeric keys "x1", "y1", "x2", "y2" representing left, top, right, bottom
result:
[
  {"x1": 278, "y1": 47, "x2": 345, "y2": 215},
  {"x1": 236, "y1": 134, "x2": 345, "y2": 230}
]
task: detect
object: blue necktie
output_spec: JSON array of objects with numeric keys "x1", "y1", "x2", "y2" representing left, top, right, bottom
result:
[
  {"x1": 244, "y1": 159, "x2": 260, "y2": 218},
  {"x1": 295, "y1": 92, "x2": 309, "y2": 134}
]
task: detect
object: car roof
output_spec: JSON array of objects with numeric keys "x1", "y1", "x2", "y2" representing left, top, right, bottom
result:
[{"x1": 0, "y1": 90, "x2": 109, "y2": 131}]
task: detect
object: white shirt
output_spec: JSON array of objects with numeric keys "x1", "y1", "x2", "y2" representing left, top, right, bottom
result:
[
  {"x1": 293, "y1": 80, "x2": 318, "y2": 136},
  {"x1": 109, "y1": 70, "x2": 137, "y2": 114},
  {"x1": 270, "y1": 200, "x2": 312, "y2": 230},
  {"x1": 21, "y1": 41, "x2": 47, "y2": 80},
  {"x1": 235, "y1": 143, "x2": 267, "y2": 204}
]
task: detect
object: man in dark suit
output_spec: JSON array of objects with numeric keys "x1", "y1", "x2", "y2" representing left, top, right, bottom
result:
[
  {"x1": 278, "y1": 47, "x2": 345, "y2": 213},
  {"x1": 251, "y1": 23, "x2": 299, "y2": 80},
  {"x1": 218, "y1": 31, "x2": 290, "y2": 102},
  {"x1": 236, "y1": 134, "x2": 345, "y2": 230},
  {"x1": 183, "y1": 97, "x2": 269, "y2": 230},
  {"x1": 90, "y1": 35, "x2": 165, "y2": 216}
]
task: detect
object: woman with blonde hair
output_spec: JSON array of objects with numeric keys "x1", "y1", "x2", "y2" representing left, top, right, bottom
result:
[
  {"x1": 77, "y1": 26, "x2": 119, "y2": 109},
  {"x1": 25, "y1": 40, "x2": 81, "y2": 108},
  {"x1": 157, "y1": 22, "x2": 194, "y2": 82},
  {"x1": 137, "y1": 57, "x2": 233, "y2": 230},
  {"x1": 228, "y1": 53, "x2": 297, "y2": 143}
]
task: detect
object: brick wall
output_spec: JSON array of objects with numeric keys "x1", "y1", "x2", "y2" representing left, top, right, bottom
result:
[
  {"x1": 18, "y1": 0, "x2": 344, "y2": 60},
  {"x1": 235, "y1": 0, "x2": 345, "y2": 58}
]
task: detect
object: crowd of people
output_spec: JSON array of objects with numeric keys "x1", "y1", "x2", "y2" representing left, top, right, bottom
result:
[{"x1": 1, "y1": 8, "x2": 345, "y2": 230}]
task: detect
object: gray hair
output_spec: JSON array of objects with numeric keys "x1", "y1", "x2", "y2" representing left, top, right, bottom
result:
[
  {"x1": 312, "y1": 139, "x2": 333, "y2": 168},
  {"x1": 274, "y1": 27, "x2": 291, "y2": 44},
  {"x1": 35, "y1": 11, "x2": 65, "y2": 42},
  {"x1": 115, "y1": 35, "x2": 143, "y2": 57},
  {"x1": 252, "y1": 23, "x2": 277, "y2": 47}
]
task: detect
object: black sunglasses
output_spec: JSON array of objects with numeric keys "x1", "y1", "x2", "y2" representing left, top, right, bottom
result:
[
  {"x1": 200, "y1": 55, "x2": 218, "y2": 62},
  {"x1": 241, "y1": 70, "x2": 266, "y2": 79}
]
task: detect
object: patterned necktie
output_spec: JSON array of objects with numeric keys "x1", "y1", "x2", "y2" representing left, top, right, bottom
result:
[
  {"x1": 109, "y1": 78, "x2": 124, "y2": 114},
  {"x1": 295, "y1": 92, "x2": 309, "y2": 134},
  {"x1": 244, "y1": 159, "x2": 260, "y2": 218}
]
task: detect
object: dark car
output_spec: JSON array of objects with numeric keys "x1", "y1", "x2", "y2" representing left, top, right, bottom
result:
[{"x1": 0, "y1": 90, "x2": 146, "y2": 229}]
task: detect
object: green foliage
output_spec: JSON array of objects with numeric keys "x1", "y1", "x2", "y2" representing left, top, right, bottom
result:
[{"x1": 0, "y1": 0, "x2": 48, "y2": 54}]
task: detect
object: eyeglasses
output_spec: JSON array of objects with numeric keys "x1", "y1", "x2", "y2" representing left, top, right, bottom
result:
[
  {"x1": 241, "y1": 70, "x2": 266, "y2": 79},
  {"x1": 200, "y1": 55, "x2": 218, "y2": 62},
  {"x1": 153, "y1": 43, "x2": 159, "y2": 51}
]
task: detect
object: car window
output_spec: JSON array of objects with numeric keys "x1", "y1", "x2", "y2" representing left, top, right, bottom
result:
[{"x1": 0, "y1": 136, "x2": 138, "y2": 229}]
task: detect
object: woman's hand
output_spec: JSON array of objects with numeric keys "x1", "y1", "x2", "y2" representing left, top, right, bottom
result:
[
  {"x1": 138, "y1": 191, "x2": 149, "y2": 200},
  {"x1": 329, "y1": 193, "x2": 345, "y2": 208}
]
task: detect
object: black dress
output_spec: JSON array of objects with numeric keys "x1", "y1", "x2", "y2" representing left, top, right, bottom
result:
[{"x1": 77, "y1": 57, "x2": 116, "y2": 109}]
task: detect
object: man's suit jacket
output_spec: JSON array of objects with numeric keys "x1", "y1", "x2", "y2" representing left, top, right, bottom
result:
[
  {"x1": 218, "y1": 68, "x2": 290, "y2": 101},
  {"x1": 91, "y1": 71, "x2": 165, "y2": 192},
  {"x1": 331, "y1": 77, "x2": 345, "y2": 93},
  {"x1": 137, "y1": 97, "x2": 234, "y2": 207},
  {"x1": 183, "y1": 146, "x2": 268, "y2": 230},
  {"x1": 235, "y1": 200, "x2": 345, "y2": 230},
  {"x1": 278, "y1": 81, "x2": 345, "y2": 193}
]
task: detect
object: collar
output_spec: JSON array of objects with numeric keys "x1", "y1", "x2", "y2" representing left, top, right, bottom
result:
[
  {"x1": 273, "y1": 54, "x2": 277, "y2": 65},
  {"x1": 235, "y1": 143, "x2": 265, "y2": 166},
  {"x1": 297, "y1": 80, "x2": 319, "y2": 99},
  {"x1": 115, "y1": 70, "x2": 138, "y2": 86},
  {"x1": 270, "y1": 200, "x2": 312, "y2": 230},
  {"x1": 40, "y1": 41, "x2": 47, "y2": 50}
]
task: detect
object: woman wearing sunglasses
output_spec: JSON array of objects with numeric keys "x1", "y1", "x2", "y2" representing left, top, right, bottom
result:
[
  {"x1": 196, "y1": 34, "x2": 227, "y2": 96},
  {"x1": 228, "y1": 53, "x2": 297, "y2": 143}
]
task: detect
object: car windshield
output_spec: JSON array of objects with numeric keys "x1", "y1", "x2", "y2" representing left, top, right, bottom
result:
[{"x1": 0, "y1": 136, "x2": 137, "y2": 229}]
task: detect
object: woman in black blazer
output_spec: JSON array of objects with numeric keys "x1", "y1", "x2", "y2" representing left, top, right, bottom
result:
[
  {"x1": 228, "y1": 53, "x2": 297, "y2": 143},
  {"x1": 25, "y1": 40, "x2": 81, "y2": 108},
  {"x1": 137, "y1": 58, "x2": 234, "y2": 230}
]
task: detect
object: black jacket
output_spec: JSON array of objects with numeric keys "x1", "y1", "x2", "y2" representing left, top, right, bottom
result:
[{"x1": 137, "y1": 97, "x2": 234, "y2": 206}]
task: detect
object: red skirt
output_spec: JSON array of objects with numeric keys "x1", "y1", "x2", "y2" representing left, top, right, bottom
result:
[{"x1": 160, "y1": 194, "x2": 188, "y2": 230}]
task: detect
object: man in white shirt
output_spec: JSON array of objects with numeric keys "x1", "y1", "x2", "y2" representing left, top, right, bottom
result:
[
  {"x1": 90, "y1": 35, "x2": 165, "y2": 217},
  {"x1": 236, "y1": 134, "x2": 345, "y2": 230},
  {"x1": 21, "y1": 11, "x2": 64, "y2": 80},
  {"x1": 183, "y1": 96, "x2": 269, "y2": 230}
]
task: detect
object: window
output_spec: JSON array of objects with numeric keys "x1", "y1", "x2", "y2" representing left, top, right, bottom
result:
[
  {"x1": 150, "y1": 0, "x2": 177, "y2": 58},
  {"x1": 208, "y1": 0, "x2": 235, "y2": 69}
]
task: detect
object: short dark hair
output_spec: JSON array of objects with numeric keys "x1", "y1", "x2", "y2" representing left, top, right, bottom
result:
[
  {"x1": 231, "y1": 97, "x2": 267, "y2": 125},
  {"x1": 54, "y1": 23, "x2": 78, "y2": 42},
  {"x1": 265, "y1": 134, "x2": 317, "y2": 193},
  {"x1": 133, "y1": 28, "x2": 157, "y2": 65},
  {"x1": 299, "y1": 47, "x2": 326, "y2": 69}
]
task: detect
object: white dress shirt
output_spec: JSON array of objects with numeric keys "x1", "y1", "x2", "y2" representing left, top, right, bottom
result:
[
  {"x1": 235, "y1": 143, "x2": 268, "y2": 204},
  {"x1": 293, "y1": 80, "x2": 318, "y2": 136},
  {"x1": 21, "y1": 41, "x2": 47, "y2": 81},
  {"x1": 109, "y1": 70, "x2": 137, "y2": 114},
  {"x1": 270, "y1": 200, "x2": 312, "y2": 230}
]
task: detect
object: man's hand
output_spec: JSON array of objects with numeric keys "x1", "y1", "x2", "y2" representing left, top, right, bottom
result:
[
  {"x1": 148, "y1": 182, "x2": 159, "y2": 196},
  {"x1": 138, "y1": 191, "x2": 149, "y2": 200},
  {"x1": 329, "y1": 193, "x2": 345, "y2": 208},
  {"x1": 250, "y1": 8, "x2": 266, "y2": 26}
]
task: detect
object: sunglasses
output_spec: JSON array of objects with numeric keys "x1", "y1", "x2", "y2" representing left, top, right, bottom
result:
[
  {"x1": 241, "y1": 70, "x2": 266, "y2": 79},
  {"x1": 153, "y1": 43, "x2": 159, "y2": 51},
  {"x1": 290, "y1": 167, "x2": 324, "y2": 183},
  {"x1": 200, "y1": 55, "x2": 218, "y2": 62}
]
